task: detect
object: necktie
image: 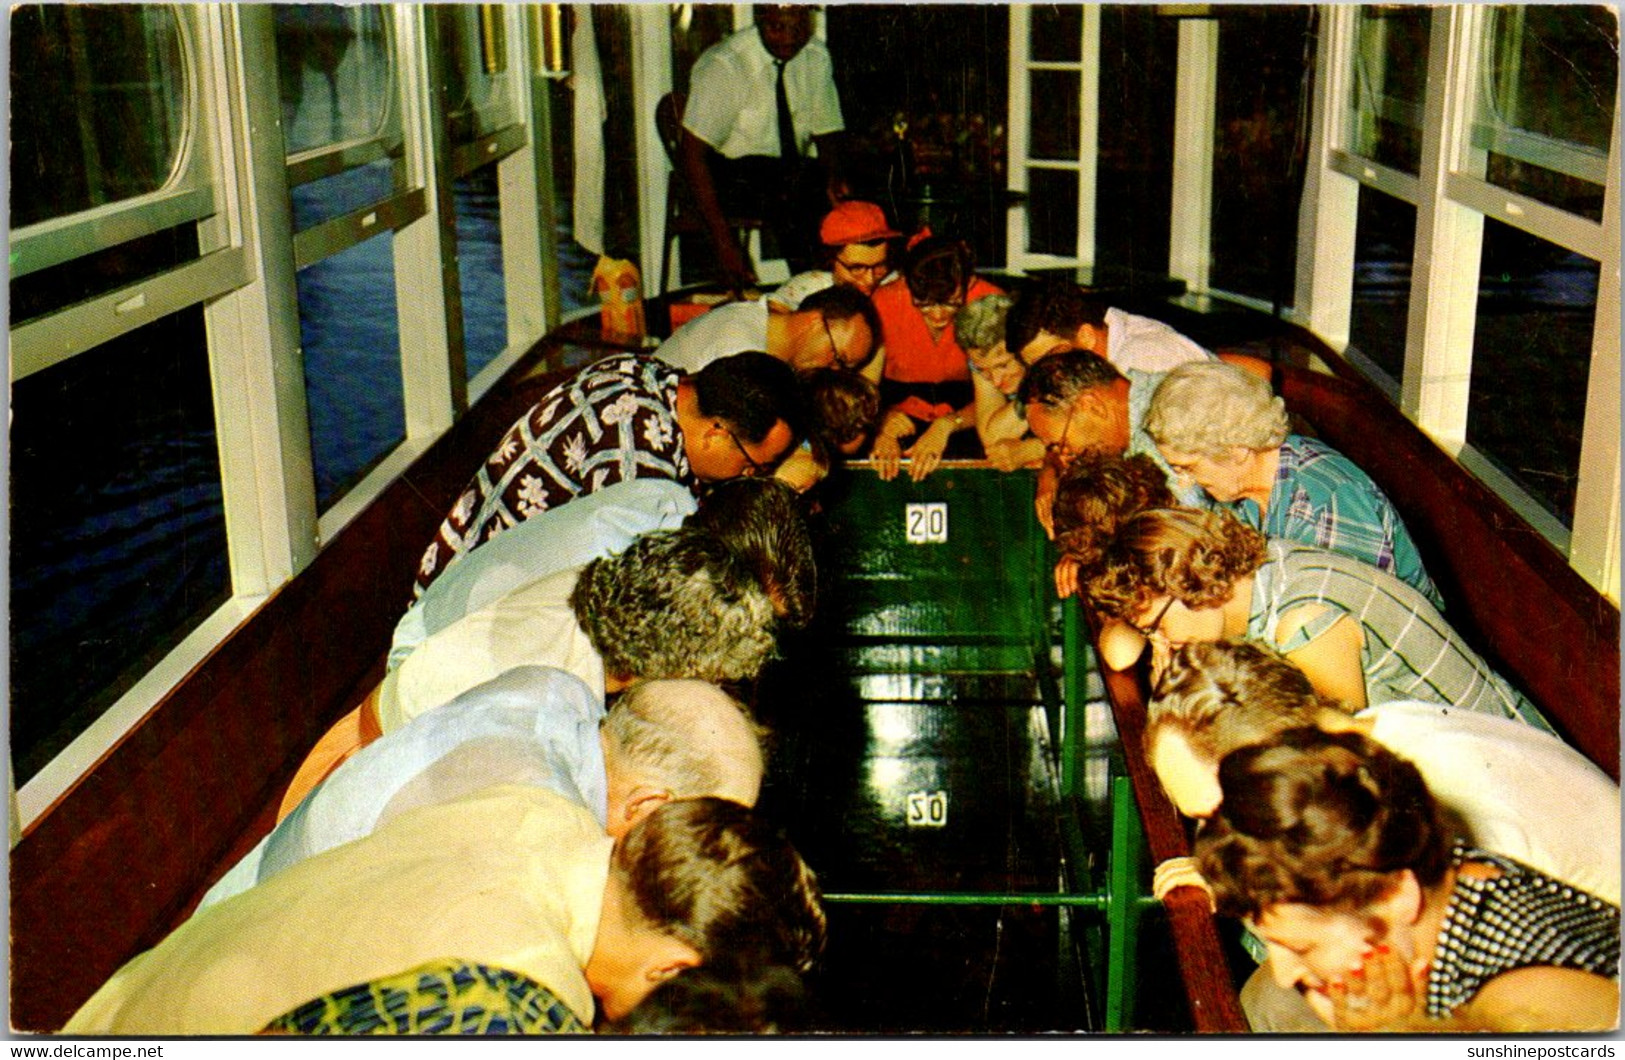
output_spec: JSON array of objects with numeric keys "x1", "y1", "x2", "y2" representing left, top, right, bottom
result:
[{"x1": 775, "y1": 60, "x2": 797, "y2": 161}]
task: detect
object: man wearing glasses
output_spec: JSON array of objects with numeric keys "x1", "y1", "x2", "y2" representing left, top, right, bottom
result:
[
  {"x1": 770, "y1": 200, "x2": 901, "y2": 309},
  {"x1": 656, "y1": 282, "x2": 880, "y2": 376},
  {"x1": 414, "y1": 352, "x2": 802, "y2": 597}
]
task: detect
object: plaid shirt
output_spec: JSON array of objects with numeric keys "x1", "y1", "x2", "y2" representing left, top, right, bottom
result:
[
  {"x1": 1249, "y1": 542, "x2": 1548, "y2": 731},
  {"x1": 414, "y1": 355, "x2": 695, "y2": 596},
  {"x1": 1232, "y1": 434, "x2": 1442, "y2": 609}
]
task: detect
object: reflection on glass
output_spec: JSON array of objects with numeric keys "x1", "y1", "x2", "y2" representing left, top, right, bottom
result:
[
  {"x1": 275, "y1": 5, "x2": 391, "y2": 154},
  {"x1": 288, "y1": 158, "x2": 401, "y2": 233},
  {"x1": 1466, "y1": 219, "x2": 1598, "y2": 525},
  {"x1": 1347, "y1": 6, "x2": 1430, "y2": 173},
  {"x1": 10, "y1": 311, "x2": 230, "y2": 782},
  {"x1": 1348, "y1": 186, "x2": 1416, "y2": 384},
  {"x1": 1028, "y1": 70, "x2": 1081, "y2": 161},
  {"x1": 1211, "y1": 6, "x2": 1312, "y2": 304},
  {"x1": 1473, "y1": 6, "x2": 1617, "y2": 222},
  {"x1": 9, "y1": 5, "x2": 185, "y2": 228},
  {"x1": 441, "y1": 5, "x2": 516, "y2": 144},
  {"x1": 296, "y1": 233, "x2": 406, "y2": 509},
  {"x1": 458, "y1": 166, "x2": 508, "y2": 380}
]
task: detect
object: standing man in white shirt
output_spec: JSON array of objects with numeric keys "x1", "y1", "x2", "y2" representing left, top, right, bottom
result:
[{"x1": 679, "y1": 5, "x2": 847, "y2": 289}]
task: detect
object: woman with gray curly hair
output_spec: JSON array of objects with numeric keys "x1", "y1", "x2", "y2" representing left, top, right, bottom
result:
[
  {"x1": 1084, "y1": 507, "x2": 1542, "y2": 728},
  {"x1": 1145, "y1": 360, "x2": 1440, "y2": 606}
]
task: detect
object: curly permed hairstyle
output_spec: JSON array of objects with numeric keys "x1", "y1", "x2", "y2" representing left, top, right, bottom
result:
[
  {"x1": 1146, "y1": 641, "x2": 1330, "y2": 766},
  {"x1": 614, "y1": 797, "x2": 827, "y2": 974},
  {"x1": 1052, "y1": 452, "x2": 1177, "y2": 575},
  {"x1": 1145, "y1": 360, "x2": 1289, "y2": 456},
  {"x1": 571, "y1": 528, "x2": 777, "y2": 684},
  {"x1": 1194, "y1": 728, "x2": 1452, "y2": 921},
  {"x1": 1084, "y1": 507, "x2": 1267, "y2": 621}
]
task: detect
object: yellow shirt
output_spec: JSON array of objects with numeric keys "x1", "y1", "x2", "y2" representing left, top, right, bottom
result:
[{"x1": 65, "y1": 786, "x2": 612, "y2": 1035}]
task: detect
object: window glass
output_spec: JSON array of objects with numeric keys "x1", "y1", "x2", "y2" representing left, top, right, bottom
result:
[
  {"x1": 1465, "y1": 219, "x2": 1598, "y2": 526},
  {"x1": 1026, "y1": 169, "x2": 1080, "y2": 257},
  {"x1": 288, "y1": 158, "x2": 403, "y2": 233},
  {"x1": 546, "y1": 12, "x2": 597, "y2": 315},
  {"x1": 1348, "y1": 186, "x2": 1415, "y2": 384},
  {"x1": 1346, "y1": 6, "x2": 1430, "y2": 174},
  {"x1": 276, "y1": 5, "x2": 393, "y2": 155},
  {"x1": 1210, "y1": 6, "x2": 1312, "y2": 304},
  {"x1": 11, "y1": 225, "x2": 200, "y2": 326},
  {"x1": 1028, "y1": 71, "x2": 1082, "y2": 162},
  {"x1": 9, "y1": 5, "x2": 186, "y2": 229},
  {"x1": 1472, "y1": 6, "x2": 1617, "y2": 223},
  {"x1": 10, "y1": 311, "x2": 230, "y2": 783},
  {"x1": 1094, "y1": 6, "x2": 1175, "y2": 275},
  {"x1": 458, "y1": 166, "x2": 508, "y2": 379},
  {"x1": 1031, "y1": 5, "x2": 1083, "y2": 63},
  {"x1": 296, "y1": 234, "x2": 405, "y2": 508},
  {"x1": 440, "y1": 5, "x2": 517, "y2": 146}
]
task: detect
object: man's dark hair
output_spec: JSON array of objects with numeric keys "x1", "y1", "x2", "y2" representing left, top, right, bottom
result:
[
  {"x1": 688, "y1": 478, "x2": 817, "y2": 629},
  {"x1": 613, "y1": 798, "x2": 827, "y2": 975},
  {"x1": 800, "y1": 284, "x2": 883, "y2": 367},
  {"x1": 1005, "y1": 280, "x2": 1107, "y2": 356},
  {"x1": 901, "y1": 236, "x2": 975, "y2": 307},
  {"x1": 605, "y1": 963, "x2": 810, "y2": 1034},
  {"x1": 693, "y1": 352, "x2": 807, "y2": 447},
  {"x1": 1015, "y1": 349, "x2": 1125, "y2": 412}
]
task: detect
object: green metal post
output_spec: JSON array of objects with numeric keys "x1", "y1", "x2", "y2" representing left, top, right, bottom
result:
[{"x1": 1105, "y1": 771, "x2": 1148, "y2": 1031}]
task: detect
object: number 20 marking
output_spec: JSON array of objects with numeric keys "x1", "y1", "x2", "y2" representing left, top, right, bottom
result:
[
  {"x1": 904, "y1": 502, "x2": 948, "y2": 543},
  {"x1": 906, "y1": 790, "x2": 948, "y2": 827}
]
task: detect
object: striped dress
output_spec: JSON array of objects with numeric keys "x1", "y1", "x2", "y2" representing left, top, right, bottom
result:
[{"x1": 1247, "y1": 541, "x2": 1549, "y2": 730}]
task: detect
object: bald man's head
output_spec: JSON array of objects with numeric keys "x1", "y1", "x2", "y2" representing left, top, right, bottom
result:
[{"x1": 599, "y1": 680, "x2": 765, "y2": 837}]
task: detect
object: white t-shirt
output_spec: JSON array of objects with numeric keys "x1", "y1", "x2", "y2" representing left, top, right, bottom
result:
[
  {"x1": 378, "y1": 566, "x2": 605, "y2": 733},
  {"x1": 1366, "y1": 700, "x2": 1620, "y2": 905},
  {"x1": 1103, "y1": 306, "x2": 1213, "y2": 374},
  {"x1": 654, "y1": 300, "x2": 771, "y2": 373},
  {"x1": 682, "y1": 27, "x2": 843, "y2": 161}
]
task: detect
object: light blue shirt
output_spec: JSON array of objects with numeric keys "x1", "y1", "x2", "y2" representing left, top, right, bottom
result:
[
  {"x1": 390, "y1": 478, "x2": 698, "y2": 670},
  {"x1": 196, "y1": 666, "x2": 608, "y2": 911}
]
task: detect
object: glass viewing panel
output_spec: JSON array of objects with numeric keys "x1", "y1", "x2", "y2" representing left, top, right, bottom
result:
[
  {"x1": 1210, "y1": 6, "x2": 1312, "y2": 305},
  {"x1": 10, "y1": 311, "x2": 231, "y2": 783},
  {"x1": 9, "y1": 4, "x2": 186, "y2": 230},
  {"x1": 296, "y1": 233, "x2": 406, "y2": 509},
  {"x1": 1472, "y1": 6, "x2": 1617, "y2": 223},
  {"x1": 1348, "y1": 186, "x2": 1416, "y2": 386},
  {"x1": 1346, "y1": 6, "x2": 1430, "y2": 174},
  {"x1": 1465, "y1": 219, "x2": 1598, "y2": 526},
  {"x1": 275, "y1": 5, "x2": 393, "y2": 156},
  {"x1": 288, "y1": 158, "x2": 402, "y2": 233},
  {"x1": 458, "y1": 166, "x2": 508, "y2": 380}
]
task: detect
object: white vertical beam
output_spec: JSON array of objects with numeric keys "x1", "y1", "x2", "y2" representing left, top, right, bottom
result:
[
  {"x1": 201, "y1": 4, "x2": 317, "y2": 589},
  {"x1": 497, "y1": 5, "x2": 553, "y2": 353},
  {"x1": 1568, "y1": 101, "x2": 1621, "y2": 600},
  {"x1": 1004, "y1": 5, "x2": 1031, "y2": 267},
  {"x1": 1293, "y1": 5, "x2": 1359, "y2": 347},
  {"x1": 1076, "y1": 6, "x2": 1100, "y2": 266},
  {"x1": 1168, "y1": 16, "x2": 1218, "y2": 293},
  {"x1": 1400, "y1": 6, "x2": 1485, "y2": 439},
  {"x1": 630, "y1": 4, "x2": 674, "y2": 298},
  {"x1": 393, "y1": 6, "x2": 465, "y2": 430}
]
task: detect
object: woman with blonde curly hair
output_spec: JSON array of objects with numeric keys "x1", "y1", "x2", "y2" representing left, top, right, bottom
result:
[
  {"x1": 1195, "y1": 729, "x2": 1618, "y2": 1032},
  {"x1": 1085, "y1": 508, "x2": 1542, "y2": 726}
]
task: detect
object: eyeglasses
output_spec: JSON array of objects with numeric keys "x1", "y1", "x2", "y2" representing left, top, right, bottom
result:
[
  {"x1": 1043, "y1": 399, "x2": 1081, "y2": 459},
  {"x1": 912, "y1": 295, "x2": 966, "y2": 311},
  {"x1": 1133, "y1": 596, "x2": 1176, "y2": 638},
  {"x1": 835, "y1": 257, "x2": 890, "y2": 279},
  {"x1": 822, "y1": 315, "x2": 853, "y2": 370},
  {"x1": 725, "y1": 426, "x2": 770, "y2": 478}
]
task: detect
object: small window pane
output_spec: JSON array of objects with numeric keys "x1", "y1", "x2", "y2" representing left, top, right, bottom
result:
[
  {"x1": 1210, "y1": 6, "x2": 1311, "y2": 304},
  {"x1": 1027, "y1": 169, "x2": 1079, "y2": 257},
  {"x1": 289, "y1": 158, "x2": 402, "y2": 233},
  {"x1": 10, "y1": 311, "x2": 230, "y2": 782},
  {"x1": 458, "y1": 166, "x2": 507, "y2": 380},
  {"x1": 1028, "y1": 71, "x2": 1081, "y2": 161},
  {"x1": 296, "y1": 234, "x2": 405, "y2": 508},
  {"x1": 9, "y1": 5, "x2": 186, "y2": 229},
  {"x1": 276, "y1": 5, "x2": 393, "y2": 155},
  {"x1": 1466, "y1": 220, "x2": 1598, "y2": 526},
  {"x1": 441, "y1": 5, "x2": 517, "y2": 145},
  {"x1": 1348, "y1": 186, "x2": 1416, "y2": 385},
  {"x1": 1094, "y1": 6, "x2": 1175, "y2": 276},
  {"x1": 1472, "y1": 6, "x2": 1617, "y2": 222},
  {"x1": 1031, "y1": 5, "x2": 1083, "y2": 62},
  {"x1": 1347, "y1": 7, "x2": 1430, "y2": 174}
]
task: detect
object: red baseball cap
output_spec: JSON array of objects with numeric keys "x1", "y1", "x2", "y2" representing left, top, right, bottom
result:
[{"x1": 819, "y1": 201, "x2": 901, "y2": 246}]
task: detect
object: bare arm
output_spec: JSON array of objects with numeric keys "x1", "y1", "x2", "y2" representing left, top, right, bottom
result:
[
  {"x1": 811, "y1": 131, "x2": 849, "y2": 205},
  {"x1": 1463, "y1": 967, "x2": 1621, "y2": 1032},
  {"x1": 903, "y1": 400, "x2": 976, "y2": 482},
  {"x1": 1275, "y1": 605, "x2": 1369, "y2": 712},
  {"x1": 678, "y1": 129, "x2": 755, "y2": 289}
]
